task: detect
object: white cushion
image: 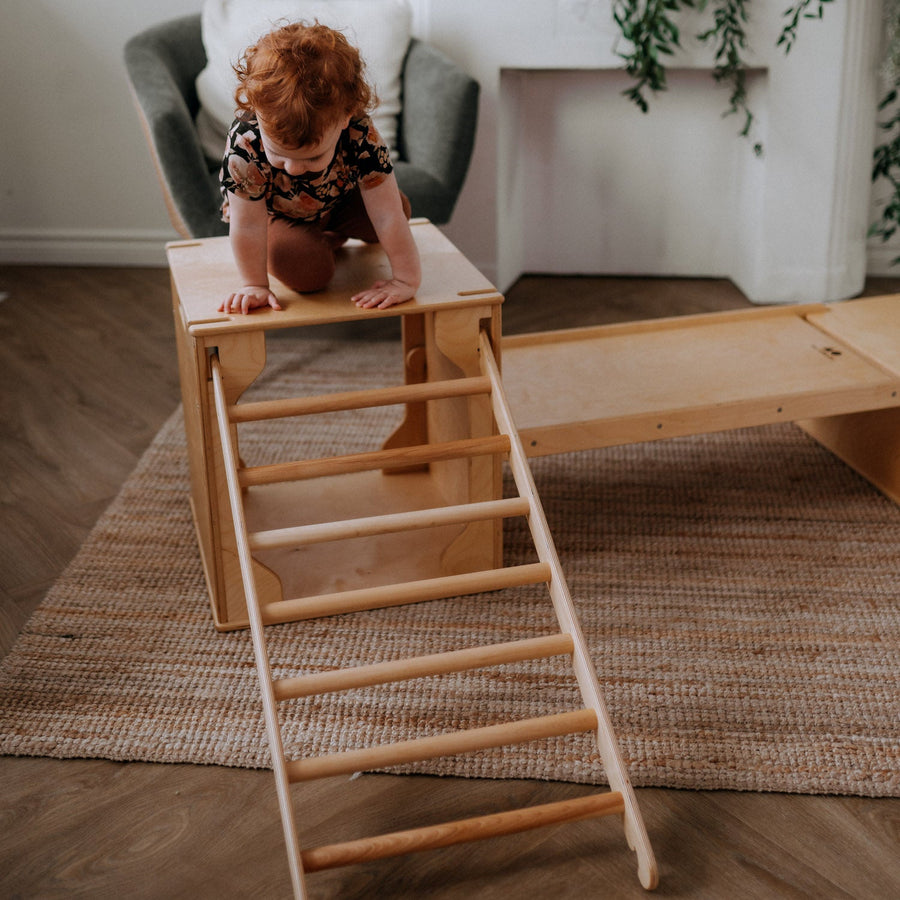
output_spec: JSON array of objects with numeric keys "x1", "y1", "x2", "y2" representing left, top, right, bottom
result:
[{"x1": 196, "y1": 0, "x2": 411, "y2": 159}]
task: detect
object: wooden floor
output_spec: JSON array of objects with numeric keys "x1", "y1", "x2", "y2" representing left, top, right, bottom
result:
[{"x1": 2, "y1": 264, "x2": 899, "y2": 899}]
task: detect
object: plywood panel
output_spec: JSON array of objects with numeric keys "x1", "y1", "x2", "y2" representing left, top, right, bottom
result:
[
  {"x1": 502, "y1": 304, "x2": 900, "y2": 455},
  {"x1": 166, "y1": 223, "x2": 501, "y2": 339}
]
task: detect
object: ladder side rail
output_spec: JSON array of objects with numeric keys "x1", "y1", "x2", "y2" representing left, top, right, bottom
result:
[
  {"x1": 478, "y1": 331, "x2": 659, "y2": 891},
  {"x1": 210, "y1": 356, "x2": 308, "y2": 900}
]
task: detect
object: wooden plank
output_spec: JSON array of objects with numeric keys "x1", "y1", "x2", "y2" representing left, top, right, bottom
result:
[
  {"x1": 502, "y1": 307, "x2": 900, "y2": 458},
  {"x1": 799, "y1": 407, "x2": 900, "y2": 505},
  {"x1": 166, "y1": 226, "x2": 502, "y2": 338},
  {"x1": 516, "y1": 384, "x2": 900, "y2": 458},
  {"x1": 806, "y1": 295, "x2": 900, "y2": 377},
  {"x1": 242, "y1": 470, "x2": 464, "y2": 606},
  {"x1": 501, "y1": 301, "x2": 828, "y2": 350},
  {"x1": 427, "y1": 306, "x2": 505, "y2": 576}
]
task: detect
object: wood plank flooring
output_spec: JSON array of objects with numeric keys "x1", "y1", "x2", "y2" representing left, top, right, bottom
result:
[{"x1": 2, "y1": 264, "x2": 899, "y2": 899}]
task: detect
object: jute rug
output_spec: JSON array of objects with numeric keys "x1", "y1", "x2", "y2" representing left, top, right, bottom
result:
[{"x1": 2, "y1": 334, "x2": 898, "y2": 797}]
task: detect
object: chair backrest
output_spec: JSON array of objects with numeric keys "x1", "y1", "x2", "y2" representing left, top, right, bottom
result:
[
  {"x1": 399, "y1": 39, "x2": 479, "y2": 223},
  {"x1": 125, "y1": 14, "x2": 228, "y2": 239},
  {"x1": 125, "y1": 14, "x2": 480, "y2": 237}
]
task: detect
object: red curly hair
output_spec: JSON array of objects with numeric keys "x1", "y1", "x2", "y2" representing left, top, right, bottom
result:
[{"x1": 234, "y1": 21, "x2": 376, "y2": 148}]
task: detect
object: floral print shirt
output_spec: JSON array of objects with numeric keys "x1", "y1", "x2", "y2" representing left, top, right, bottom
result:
[{"x1": 220, "y1": 115, "x2": 393, "y2": 223}]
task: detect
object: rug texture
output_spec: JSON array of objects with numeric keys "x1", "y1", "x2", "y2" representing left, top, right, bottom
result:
[{"x1": 2, "y1": 334, "x2": 898, "y2": 797}]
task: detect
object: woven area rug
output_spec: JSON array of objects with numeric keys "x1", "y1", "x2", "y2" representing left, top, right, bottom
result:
[{"x1": 2, "y1": 333, "x2": 898, "y2": 797}]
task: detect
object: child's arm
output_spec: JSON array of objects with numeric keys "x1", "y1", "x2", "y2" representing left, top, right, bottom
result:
[
  {"x1": 218, "y1": 193, "x2": 282, "y2": 314},
  {"x1": 353, "y1": 174, "x2": 421, "y2": 309}
]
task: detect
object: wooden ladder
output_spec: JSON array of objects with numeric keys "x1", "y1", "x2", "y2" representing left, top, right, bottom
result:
[{"x1": 209, "y1": 329, "x2": 657, "y2": 898}]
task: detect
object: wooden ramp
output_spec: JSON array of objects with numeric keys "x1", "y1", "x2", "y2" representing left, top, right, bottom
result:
[
  {"x1": 501, "y1": 298, "x2": 900, "y2": 471},
  {"x1": 209, "y1": 330, "x2": 657, "y2": 898}
]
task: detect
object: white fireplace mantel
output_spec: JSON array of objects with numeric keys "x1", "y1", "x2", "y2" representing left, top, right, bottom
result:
[{"x1": 424, "y1": 1, "x2": 885, "y2": 303}]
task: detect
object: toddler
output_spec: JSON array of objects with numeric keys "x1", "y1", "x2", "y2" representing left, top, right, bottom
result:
[{"x1": 217, "y1": 22, "x2": 420, "y2": 314}]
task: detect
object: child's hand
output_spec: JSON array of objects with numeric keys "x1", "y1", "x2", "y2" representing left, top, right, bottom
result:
[
  {"x1": 352, "y1": 279, "x2": 415, "y2": 310},
  {"x1": 218, "y1": 285, "x2": 282, "y2": 315}
]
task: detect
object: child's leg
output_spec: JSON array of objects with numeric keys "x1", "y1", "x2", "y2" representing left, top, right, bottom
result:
[
  {"x1": 327, "y1": 188, "x2": 412, "y2": 243},
  {"x1": 267, "y1": 217, "x2": 341, "y2": 293},
  {"x1": 266, "y1": 189, "x2": 411, "y2": 292}
]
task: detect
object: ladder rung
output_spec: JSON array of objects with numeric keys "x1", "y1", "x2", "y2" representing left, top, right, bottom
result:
[
  {"x1": 249, "y1": 497, "x2": 531, "y2": 551},
  {"x1": 228, "y1": 375, "x2": 492, "y2": 423},
  {"x1": 301, "y1": 790, "x2": 625, "y2": 872},
  {"x1": 273, "y1": 633, "x2": 574, "y2": 700},
  {"x1": 286, "y1": 708, "x2": 598, "y2": 782},
  {"x1": 261, "y1": 562, "x2": 552, "y2": 625},
  {"x1": 239, "y1": 434, "x2": 510, "y2": 487}
]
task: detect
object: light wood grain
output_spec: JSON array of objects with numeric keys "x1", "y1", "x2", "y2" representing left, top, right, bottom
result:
[
  {"x1": 210, "y1": 355, "x2": 308, "y2": 897},
  {"x1": 3, "y1": 265, "x2": 899, "y2": 899},
  {"x1": 285, "y1": 709, "x2": 598, "y2": 782},
  {"x1": 301, "y1": 791, "x2": 625, "y2": 872},
  {"x1": 238, "y1": 433, "x2": 510, "y2": 487},
  {"x1": 272, "y1": 633, "x2": 574, "y2": 699},
  {"x1": 260, "y1": 562, "x2": 552, "y2": 624},
  {"x1": 229, "y1": 374, "x2": 492, "y2": 422},
  {"x1": 249, "y1": 496, "x2": 530, "y2": 550},
  {"x1": 481, "y1": 330, "x2": 658, "y2": 889}
]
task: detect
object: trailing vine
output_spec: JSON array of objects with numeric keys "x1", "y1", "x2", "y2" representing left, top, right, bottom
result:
[
  {"x1": 696, "y1": 1, "x2": 753, "y2": 146},
  {"x1": 613, "y1": 0, "x2": 833, "y2": 148},
  {"x1": 613, "y1": 1, "x2": 900, "y2": 266},
  {"x1": 612, "y1": 1, "x2": 698, "y2": 114},
  {"x1": 870, "y1": 0, "x2": 900, "y2": 262},
  {"x1": 777, "y1": 0, "x2": 833, "y2": 54}
]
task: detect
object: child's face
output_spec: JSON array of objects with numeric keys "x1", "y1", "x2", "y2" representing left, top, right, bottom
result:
[{"x1": 258, "y1": 117, "x2": 350, "y2": 177}]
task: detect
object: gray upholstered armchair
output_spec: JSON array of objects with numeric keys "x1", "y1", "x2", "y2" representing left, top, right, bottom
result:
[{"x1": 124, "y1": 14, "x2": 479, "y2": 239}]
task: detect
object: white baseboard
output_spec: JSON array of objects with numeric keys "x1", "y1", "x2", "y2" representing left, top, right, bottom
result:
[
  {"x1": 0, "y1": 227, "x2": 177, "y2": 267},
  {"x1": 2, "y1": 228, "x2": 897, "y2": 290}
]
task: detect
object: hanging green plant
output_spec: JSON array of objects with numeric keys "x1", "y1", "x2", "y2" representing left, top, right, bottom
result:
[
  {"x1": 613, "y1": 0, "x2": 832, "y2": 140},
  {"x1": 613, "y1": 1, "x2": 900, "y2": 267},
  {"x1": 612, "y1": 0, "x2": 697, "y2": 114},
  {"x1": 870, "y1": 0, "x2": 900, "y2": 263},
  {"x1": 870, "y1": 89, "x2": 900, "y2": 260},
  {"x1": 777, "y1": 0, "x2": 833, "y2": 53},
  {"x1": 697, "y1": 1, "x2": 752, "y2": 141}
]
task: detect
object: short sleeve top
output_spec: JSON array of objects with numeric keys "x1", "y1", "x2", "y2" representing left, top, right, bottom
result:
[{"x1": 220, "y1": 115, "x2": 394, "y2": 223}]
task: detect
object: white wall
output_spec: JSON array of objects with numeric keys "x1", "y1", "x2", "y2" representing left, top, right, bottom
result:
[
  {"x1": 0, "y1": 1, "x2": 205, "y2": 265},
  {"x1": 425, "y1": 0, "x2": 892, "y2": 299},
  {"x1": 1, "y1": 0, "x2": 897, "y2": 290}
]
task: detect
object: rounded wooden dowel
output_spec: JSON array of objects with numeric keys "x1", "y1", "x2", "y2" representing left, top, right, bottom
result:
[
  {"x1": 239, "y1": 434, "x2": 510, "y2": 487},
  {"x1": 272, "y1": 633, "x2": 574, "y2": 699},
  {"x1": 261, "y1": 562, "x2": 551, "y2": 625},
  {"x1": 286, "y1": 708, "x2": 597, "y2": 782},
  {"x1": 249, "y1": 497, "x2": 530, "y2": 551},
  {"x1": 301, "y1": 791, "x2": 625, "y2": 872},
  {"x1": 228, "y1": 375, "x2": 492, "y2": 422}
]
